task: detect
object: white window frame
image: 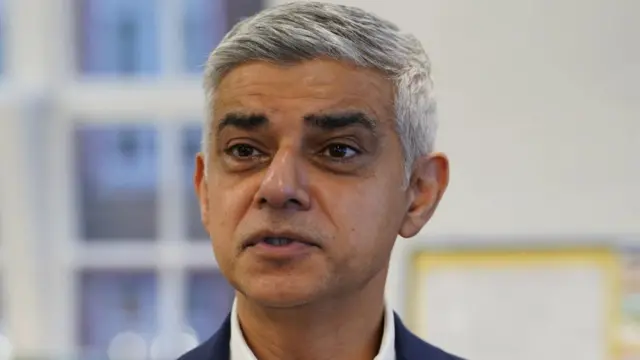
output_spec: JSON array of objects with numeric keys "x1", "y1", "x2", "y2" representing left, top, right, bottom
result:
[
  {"x1": 47, "y1": 98, "x2": 221, "y2": 357},
  {"x1": 52, "y1": 0, "x2": 222, "y2": 355}
]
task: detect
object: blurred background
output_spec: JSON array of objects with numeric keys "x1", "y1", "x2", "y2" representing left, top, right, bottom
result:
[{"x1": 0, "y1": 0, "x2": 637, "y2": 359}]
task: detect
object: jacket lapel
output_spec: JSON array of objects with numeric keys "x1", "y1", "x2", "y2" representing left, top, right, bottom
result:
[{"x1": 207, "y1": 315, "x2": 232, "y2": 360}]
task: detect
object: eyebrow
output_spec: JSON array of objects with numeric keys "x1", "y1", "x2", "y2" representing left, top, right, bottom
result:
[
  {"x1": 216, "y1": 113, "x2": 268, "y2": 134},
  {"x1": 303, "y1": 112, "x2": 377, "y2": 132},
  {"x1": 216, "y1": 110, "x2": 377, "y2": 135}
]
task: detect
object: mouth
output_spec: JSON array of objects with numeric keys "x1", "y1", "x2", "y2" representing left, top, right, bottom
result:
[
  {"x1": 262, "y1": 237, "x2": 297, "y2": 246},
  {"x1": 242, "y1": 232, "x2": 320, "y2": 249}
]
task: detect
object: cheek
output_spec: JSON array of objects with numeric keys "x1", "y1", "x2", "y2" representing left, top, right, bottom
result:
[
  {"x1": 328, "y1": 177, "x2": 405, "y2": 253},
  {"x1": 206, "y1": 177, "x2": 255, "y2": 250}
]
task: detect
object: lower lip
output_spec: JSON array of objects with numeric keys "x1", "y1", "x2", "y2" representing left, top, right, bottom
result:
[{"x1": 246, "y1": 241, "x2": 317, "y2": 260}]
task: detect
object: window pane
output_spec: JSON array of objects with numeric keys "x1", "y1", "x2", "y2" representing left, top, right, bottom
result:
[
  {"x1": 75, "y1": 124, "x2": 158, "y2": 240},
  {"x1": 77, "y1": 0, "x2": 160, "y2": 75},
  {"x1": 186, "y1": 271, "x2": 234, "y2": 342},
  {"x1": 226, "y1": 0, "x2": 264, "y2": 27},
  {"x1": 183, "y1": 0, "x2": 227, "y2": 73},
  {"x1": 78, "y1": 271, "x2": 158, "y2": 360},
  {"x1": 182, "y1": 126, "x2": 208, "y2": 240}
]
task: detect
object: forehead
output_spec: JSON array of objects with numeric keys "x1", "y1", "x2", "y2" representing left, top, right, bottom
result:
[{"x1": 213, "y1": 59, "x2": 395, "y2": 122}]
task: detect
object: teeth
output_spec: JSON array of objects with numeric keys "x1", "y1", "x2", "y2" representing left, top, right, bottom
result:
[{"x1": 263, "y1": 237, "x2": 294, "y2": 246}]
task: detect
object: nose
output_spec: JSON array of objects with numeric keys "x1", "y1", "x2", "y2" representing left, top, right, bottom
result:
[{"x1": 254, "y1": 149, "x2": 310, "y2": 210}]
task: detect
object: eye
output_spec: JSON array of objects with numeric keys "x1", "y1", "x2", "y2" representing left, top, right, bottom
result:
[
  {"x1": 225, "y1": 143, "x2": 263, "y2": 158},
  {"x1": 321, "y1": 143, "x2": 360, "y2": 160}
]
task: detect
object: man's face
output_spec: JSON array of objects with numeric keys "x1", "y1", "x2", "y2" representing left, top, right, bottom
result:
[{"x1": 194, "y1": 59, "x2": 447, "y2": 307}]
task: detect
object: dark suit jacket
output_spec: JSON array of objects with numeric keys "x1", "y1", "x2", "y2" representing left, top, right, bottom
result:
[{"x1": 177, "y1": 312, "x2": 464, "y2": 360}]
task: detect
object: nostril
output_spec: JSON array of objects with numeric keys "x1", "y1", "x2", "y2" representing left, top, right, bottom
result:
[
  {"x1": 257, "y1": 196, "x2": 304, "y2": 209},
  {"x1": 287, "y1": 198, "x2": 303, "y2": 207}
]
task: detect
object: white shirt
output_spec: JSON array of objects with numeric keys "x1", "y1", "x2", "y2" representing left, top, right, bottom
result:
[{"x1": 230, "y1": 299, "x2": 396, "y2": 360}]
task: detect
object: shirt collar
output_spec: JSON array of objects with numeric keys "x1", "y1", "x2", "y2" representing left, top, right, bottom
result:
[
  {"x1": 375, "y1": 302, "x2": 396, "y2": 360},
  {"x1": 229, "y1": 299, "x2": 396, "y2": 360},
  {"x1": 230, "y1": 299, "x2": 258, "y2": 360}
]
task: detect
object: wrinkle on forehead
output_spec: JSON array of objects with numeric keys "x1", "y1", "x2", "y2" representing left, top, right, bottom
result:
[{"x1": 212, "y1": 59, "x2": 396, "y2": 124}]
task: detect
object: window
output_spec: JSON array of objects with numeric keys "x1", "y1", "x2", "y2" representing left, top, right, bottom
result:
[
  {"x1": 75, "y1": 124, "x2": 158, "y2": 241},
  {"x1": 41, "y1": 0, "x2": 266, "y2": 357},
  {"x1": 182, "y1": 125, "x2": 208, "y2": 240},
  {"x1": 77, "y1": 0, "x2": 160, "y2": 76},
  {"x1": 79, "y1": 271, "x2": 158, "y2": 359},
  {"x1": 224, "y1": 0, "x2": 264, "y2": 29},
  {"x1": 75, "y1": 0, "x2": 264, "y2": 76},
  {"x1": 182, "y1": 0, "x2": 265, "y2": 73},
  {"x1": 183, "y1": 0, "x2": 227, "y2": 73}
]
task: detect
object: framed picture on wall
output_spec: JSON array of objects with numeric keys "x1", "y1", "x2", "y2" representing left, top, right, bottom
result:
[{"x1": 403, "y1": 244, "x2": 618, "y2": 360}]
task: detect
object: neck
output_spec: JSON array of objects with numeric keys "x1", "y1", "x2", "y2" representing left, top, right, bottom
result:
[{"x1": 236, "y1": 269, "x2": 388, "y2": 360}]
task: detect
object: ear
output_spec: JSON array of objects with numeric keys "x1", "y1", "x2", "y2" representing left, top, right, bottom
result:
[
  {"x1": 194, "y1": 153, "x2": 210, "y2": 229},
  {"x1": 398, "y1": 153, "x2": 449, "y2": 238}
]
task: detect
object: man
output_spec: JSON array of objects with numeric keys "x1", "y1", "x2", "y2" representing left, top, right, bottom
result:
[{"x1": 181, "y1": 2, "x2": 459, "y2": 359}]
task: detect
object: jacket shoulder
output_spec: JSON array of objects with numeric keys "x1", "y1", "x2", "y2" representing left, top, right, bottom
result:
[
  {"x1": 394, "y1": 313, "x2": 466, "y2": 360},
  {"x1": 176, "y1": 341, "x2": 213, "y2": 360},
  {"x1": 176, "y1": 315, "x2": 231, "y2": 360},
  {"x1": 404, "y1": 330, "x2": 465, "y2": 359}
]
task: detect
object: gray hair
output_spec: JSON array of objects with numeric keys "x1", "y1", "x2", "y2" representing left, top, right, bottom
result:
[{"x1": 202, "y1": 1, "x2": 437, "y2": 183}]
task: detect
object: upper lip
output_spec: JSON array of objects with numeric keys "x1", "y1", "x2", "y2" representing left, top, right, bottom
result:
[{"x1": 242, "y1": 230, "x2": 321, "y2": 249}]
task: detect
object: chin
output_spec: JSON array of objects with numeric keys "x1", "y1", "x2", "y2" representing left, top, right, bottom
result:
[{"x1": 238, "y1": 274, "x2": 325, "y2": 308}]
